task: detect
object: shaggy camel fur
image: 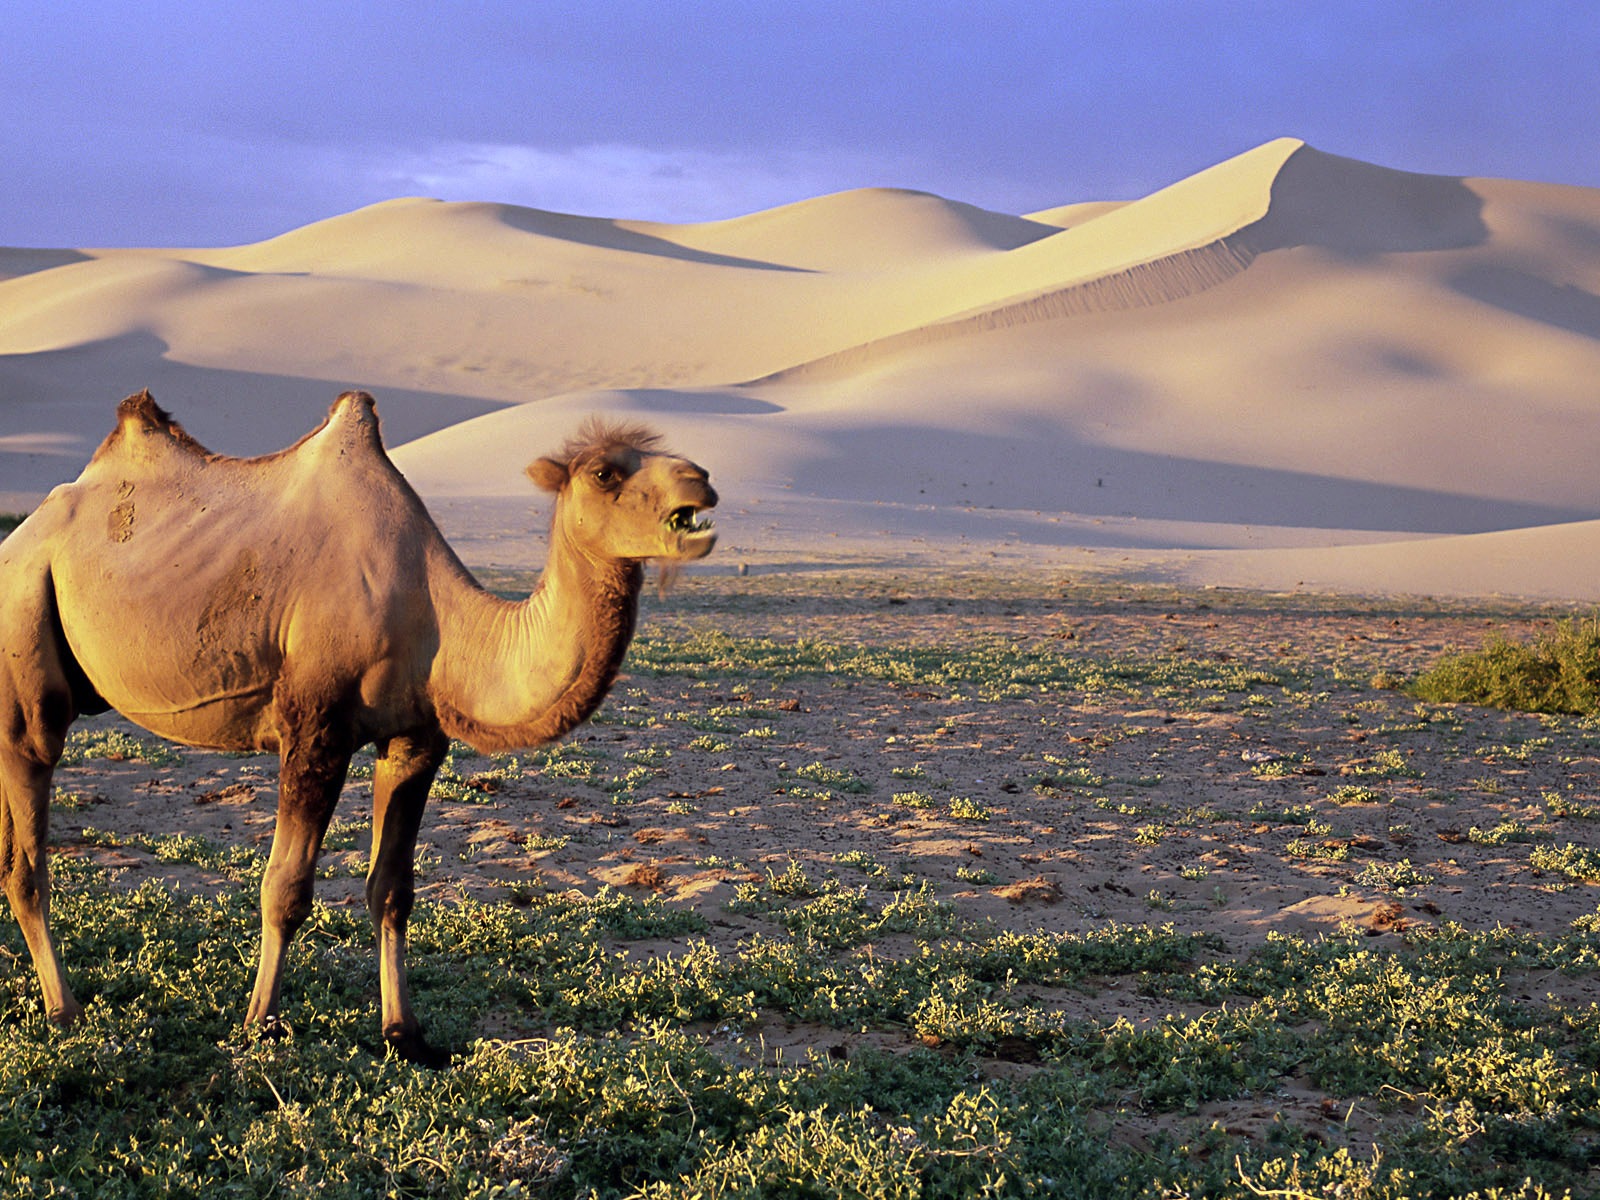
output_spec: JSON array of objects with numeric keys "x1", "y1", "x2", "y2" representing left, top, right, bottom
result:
[{"x1": 0, "y1": 390, "x2": 716, "y2": 1065}]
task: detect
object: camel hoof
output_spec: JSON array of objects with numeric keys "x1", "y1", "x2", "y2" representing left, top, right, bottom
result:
[
  {"x1": 386, "y1": 1029, "x2": 451, "y2": 1069},
  {"x1": 47, "y1": 999, "x2": 84, "y2": 1028},
  {"x1": 251, "y1": 1015, "x2": 293, "y2": 1044}
]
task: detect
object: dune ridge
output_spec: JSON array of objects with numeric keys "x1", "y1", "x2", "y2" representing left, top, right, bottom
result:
[
  {"x1": 641, "y1": 186, "x2": 1064, "y2": 270},
  {"x1": 755, "y1": 140, "x2": 1491, "y2": 384},
  {"x1": 751, "y1": 235, "x2": 1261, "y2": 384}
]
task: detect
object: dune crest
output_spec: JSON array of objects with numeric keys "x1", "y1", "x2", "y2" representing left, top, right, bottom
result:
[
  {"x1": 757, "y1": 138, "x2": 1501, "y2": 383},
  {"x1": 650, "y1": 187, "x2": 1063, "y2": 270}
]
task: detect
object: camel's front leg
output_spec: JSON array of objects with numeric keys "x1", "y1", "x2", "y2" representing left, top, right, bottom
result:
[
  {"x1": 366, "y1": 729, "x2": 449, "y2": 1066},
  {"x1": 245, "y1": 715, "x2": 352, "y2": 1036}
]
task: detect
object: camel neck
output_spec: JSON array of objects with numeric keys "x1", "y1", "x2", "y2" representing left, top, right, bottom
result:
[{"x1": 429, "y1": 533, "x2": 643, "y2": 753}]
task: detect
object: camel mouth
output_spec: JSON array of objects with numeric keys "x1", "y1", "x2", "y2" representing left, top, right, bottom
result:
[{"x1": 664, "y1": 505, "x2": 716, "y2": 558}]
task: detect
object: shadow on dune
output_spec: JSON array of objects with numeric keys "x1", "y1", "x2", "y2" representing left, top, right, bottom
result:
[
  {"x1": 785, "y1": 419, "x2": 1597, "y2": 538},
  {"x1": 1449, "y1": 264, "x2": 1600, "y2": 342},
  {"x1": 559, "y1": 387, "x2": 785, "y2": 416},
  {"x1": 492, "y1": 205, "x2": 814, "y2": 273},
  {"x1": 1240, "y1": 144, "x2": 1490, "y2": 257},
  {"x1": 0, "y1": 332, "x2": 507, "y2": 492},
  {"x1": 0, "y1": 247, "x2": 92, "y2": 284}
]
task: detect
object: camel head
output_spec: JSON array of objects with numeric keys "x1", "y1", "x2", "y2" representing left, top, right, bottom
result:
[{"x1": 527, "y1": 419, "x2": 718, "y2": 563}]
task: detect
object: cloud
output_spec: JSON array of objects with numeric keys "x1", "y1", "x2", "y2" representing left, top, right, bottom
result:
[{"x1": 365, "y1": 140, "x2": 915, "y2": 223}]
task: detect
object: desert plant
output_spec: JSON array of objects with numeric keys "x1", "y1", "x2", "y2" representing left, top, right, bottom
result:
[
  {"x1": 58, "y1": 727, "x2": 184, "y2": 767},
  {"x1": 795, "y1": 761, "x2": 872, "y2": 794},
  {"x1": 1531, "y1": 842, "x2": 1600, "y2": 883},
  {"x1": 1411, "y1": 614, "x2": 1600, "y2": 715},
  {"x1": 1354, "y1": 858, "x2": 1435, "y2": 891},
  {"x1": 948, "y1": 796, "x2": 991, "y2": 822}
]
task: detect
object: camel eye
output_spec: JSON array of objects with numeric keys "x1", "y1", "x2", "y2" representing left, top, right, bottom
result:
[{"x1": 593, "y1": 465, "x2": 618, "y2": 485}]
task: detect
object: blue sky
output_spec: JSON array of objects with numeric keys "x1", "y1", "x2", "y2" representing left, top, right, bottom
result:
[{"x1": 4, "y1": 1, "x2": 1596, "y2": 247}]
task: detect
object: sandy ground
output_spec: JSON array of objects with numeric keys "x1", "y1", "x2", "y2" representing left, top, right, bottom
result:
[
  {"x1": 39, "y1": 573, "x2": 1600, "y2": 965},
  {"x1": 416, "y1": 486, "x2": 1600, "y2": 605}
]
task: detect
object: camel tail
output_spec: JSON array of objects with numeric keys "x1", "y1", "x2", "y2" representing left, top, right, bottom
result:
[{"x1": 0, "y1": 774, "x2": 11, "y2": 890}]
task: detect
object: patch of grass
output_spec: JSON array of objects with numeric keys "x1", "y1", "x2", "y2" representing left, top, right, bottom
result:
[
  {"x1": 835, "y1": 849, "x2": 881, "y2": 873},
  {"x1": 59, "y1": 727, "x2": 184, "y2": 767},
  {"x1": 79, "y1": 827, "x2": 266, "y2": 883},
  {"x1": 1032, "y1": 755, "x2": 1106, "y2": 795},
  {"x1": 51, "y1": 788, "x2": 102, "y2": 811},
  {"x1": 602, "y1": 764, "x2": 657, "y2": 797},
  {"x1": 1329, "y1": 784, "x2": 1387, "y2": 806},
  {"x1": 1531, "y1": 843, "x2": 1600, "y2": 884},
  {"x1": 1248, "y1": 800, "x2": 1317, "y2": 825},
  {"x1": 1469, "y1": 820, "x2": 1535, "y2": 846},
  {"x1": 1546, "y1": 790, "x2": 1600, "y2": 820},
  {"x1": 4, "y1": 863, "x2": 1596, "y2": 1196},
  {"x1": 429, "y1": 751, "x2": 523, "y2": 802},
  {"x1": 1285, "y1": 837, "x2": 1351, "y2": 862},
  {"x1": 628, "y1": 630, "x2": 1294, "y2": 707},
  {"x1": 1344, "y1": 748, "x2": 1423, "y2": 780},
  {"x1": 1134, "y1": 822, "x2": 1170, "y2": 846},
  {"x1": 1354, "y1": 859, "x2": 1435, "y2": 892},
  {"x1": 947, "y1": 796, "x2": 991, "y2": 822},
  {"x1": 1250, "y1": 758, "x2": 1305, "y2": 780},
  {"x1": 0, "y1": 512, "x2": 25, "y2": 536},
  {"x1": 1411, "y1": 613, "x2": 1600, "y2": 715},
  {"x1": 793, "y1": 761, "x2": 872, "y2": 794}
]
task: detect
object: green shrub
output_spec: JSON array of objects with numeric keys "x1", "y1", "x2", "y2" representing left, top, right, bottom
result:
[{"x1": 1410, "y1": 615, "x2": 1600, "y2": 714}]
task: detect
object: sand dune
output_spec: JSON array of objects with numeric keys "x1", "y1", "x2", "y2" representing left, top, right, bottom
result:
[
  {"x1": 639, "y1": 186, "x2": 1062, "y2": 270},
  {"x1": 6, "y1": 138, "x2": 1600, "y2": 599}
]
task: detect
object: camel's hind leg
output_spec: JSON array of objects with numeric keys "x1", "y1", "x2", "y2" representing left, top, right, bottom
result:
[
  {"x1": 0, "y1": 565, "x2": 84, "y2": 1025},
  {"x1": 244, "y1": 703, "x2": 353, "y2": 1036},
  {"x1": 0, "y1": 748, "x2": 81, "y2": 1025},
  {"x1": 366, "y1": 729, "x2": 448, "y2": 1066}
]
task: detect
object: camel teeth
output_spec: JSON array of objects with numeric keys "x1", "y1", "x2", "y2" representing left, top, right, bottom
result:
[{"x1": 666, "y1": 507, "x2": 713, "y2": 534}]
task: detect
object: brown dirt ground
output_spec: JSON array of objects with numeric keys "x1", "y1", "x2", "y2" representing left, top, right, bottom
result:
[{"x1": 43, "y1": 577, "x2": 1600, "y2": 927}]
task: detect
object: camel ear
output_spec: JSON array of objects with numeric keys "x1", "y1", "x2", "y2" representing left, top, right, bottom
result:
[{"x1": 527, "y1": 457, "x2": 569, "y2": 493}]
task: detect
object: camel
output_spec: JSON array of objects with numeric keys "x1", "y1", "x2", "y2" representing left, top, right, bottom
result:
[{"x1": 0, "y1": 389, "x2": 717, "y2": 1065}]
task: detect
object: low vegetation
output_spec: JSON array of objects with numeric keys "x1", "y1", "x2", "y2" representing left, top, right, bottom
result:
[
  {"x1": 1411, "y1": 613, "x2": 1600, "y2": 715},
  {"x1": 4, "y1": 855, "x2": 1595, "y2": 1198},
  {"x1": 5, "y1": 574, "x2": 1600, "y2": 1197}
]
